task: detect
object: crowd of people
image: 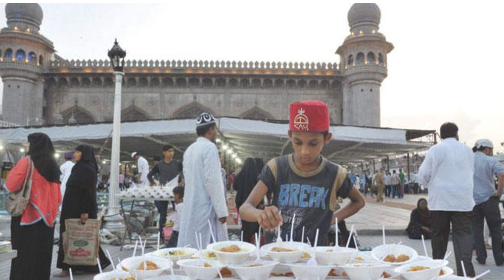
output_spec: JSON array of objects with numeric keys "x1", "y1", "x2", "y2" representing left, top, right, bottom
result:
[{"x1": 3, "y1": 101, "x2": 504, "y2": 279}]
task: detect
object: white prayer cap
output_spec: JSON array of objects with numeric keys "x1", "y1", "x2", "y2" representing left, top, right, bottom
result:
[
  {"x1": 474, "y1": 139, "x2": 493, "y2": 149},
  {"x1": 196, "y1": 112, "x2": 216, "y2": 127},
  {"x1": 131, "y1": 151, "x2": 138, "y2": 158}
]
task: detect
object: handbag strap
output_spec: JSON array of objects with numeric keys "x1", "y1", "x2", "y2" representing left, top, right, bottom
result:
[{"x1": 22, "y1": 157, "x2": 34, "y2": 197}]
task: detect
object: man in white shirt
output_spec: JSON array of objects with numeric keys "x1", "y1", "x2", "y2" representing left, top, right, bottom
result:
[
  {"x1": 178, "y1": 113, "x2": 229, "y2": 249},
  {"x1": 417, "y1": 122, "x2": 475, "y2": 277},
  {"x1": 59, "y1": 152, "x2": 74, "y2": 198},
  {"x1": 132, "y1": 152, "x2": 150, "y2": 187}
]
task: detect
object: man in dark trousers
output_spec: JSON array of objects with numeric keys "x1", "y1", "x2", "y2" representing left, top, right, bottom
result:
[
  {"x1": 417, "y1": 122, "x2": 475, "y2": 277},
  {"x1": 148, "y1": 145, "x2": 183, "y2": 243}
]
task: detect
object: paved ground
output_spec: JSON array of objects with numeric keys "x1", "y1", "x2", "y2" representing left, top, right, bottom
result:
[{"x1": 1, "y1": 193, "x2": 503, "y2": 279}]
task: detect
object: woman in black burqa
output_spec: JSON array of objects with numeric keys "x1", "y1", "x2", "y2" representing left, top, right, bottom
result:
[
  {"x1": 406, "y1": 198, "x2": 432, "y2": 239},
  {"x1": 54, "y1": 144, "x2": 110, "y2": 277},
  {"x1": 234, "y1": 158, "x2": 266, "y2": 243}
]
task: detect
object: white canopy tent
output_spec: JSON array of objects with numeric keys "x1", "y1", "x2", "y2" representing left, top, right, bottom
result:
[{"x1": 0, "y1": 117, "x2": 436, "y2": 166}]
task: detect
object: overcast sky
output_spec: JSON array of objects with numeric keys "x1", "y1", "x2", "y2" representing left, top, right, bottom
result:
[{"x1": 1, "y1": 1, "x2": 503, "y2": 152}]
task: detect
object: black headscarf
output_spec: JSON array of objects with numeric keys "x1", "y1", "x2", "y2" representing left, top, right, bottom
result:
[
  {"x1": 27, "y1": 133, "x2": 61, "y2": 183},
  {"x1": 75, "y1": 144, "x2": 98, "y2": 173},
  {"x1": 416, "y1": 198, "x2": 431, "y2": 226}
]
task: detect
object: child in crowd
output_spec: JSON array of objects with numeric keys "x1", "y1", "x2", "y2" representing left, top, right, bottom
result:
[
  {"x1": 239, "y1": 100, "x2": 365, "y2": 245},
  {"x1": 167, "y1": 186, "x2": 184, "y2": 247}
]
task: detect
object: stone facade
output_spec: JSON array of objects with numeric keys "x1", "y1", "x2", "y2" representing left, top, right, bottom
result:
[{"x1": 0, "y1": 3, "x2": 393, "y2": 127}]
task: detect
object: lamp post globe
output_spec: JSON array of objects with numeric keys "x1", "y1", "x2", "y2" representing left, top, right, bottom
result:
[{"x1": 108, "y1": 39, "x2": 126, "y2": 72}]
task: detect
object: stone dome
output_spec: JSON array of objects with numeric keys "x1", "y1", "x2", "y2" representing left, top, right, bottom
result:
[
  {"x1": 347, "y1": 3, "x2": 380, "y2": 27},
  {"x1": 5, "y1": 3, "x2": 43, "y2": 27}
]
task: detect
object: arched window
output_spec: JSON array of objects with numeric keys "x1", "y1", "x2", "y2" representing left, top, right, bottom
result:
[
  {"x1": 378, "y1": 53, "x2": 384, "y2": 64},
  {"x1": 240, "y1": 79, "x2": 250, "y2": 88},
  {"x1": 92, "y1": 77, "x2": 102, "y2": 87},
  {"x1": 252, "y1": 79, "x2": 261, "y2": 88},
  {"x1": 216, "y1": 78, "x2": 226, "y2": 87},
  {"x1": 367, "y1": 52, "x2": 376, "y2": 64},
  {"x1": 15, "y1": 49, "x2": 25, "y2": 61},
  {"x1": 39, "y1": 55, "x2": 43, "y2": 65},
  {"x1": 62, "y1": 107, "x2": 95, "y2": 124},
  {"x1": 81, "y1": 77, "x2": 91, "y2": 87},
  {"x1": 4, "y1": 48, "x2": 13, "y2": 60},
  {"x1": 274, "y1": 79, "x2": 284, "y2": 88},
  {"x1": 171, "y1": 102, "x2": 216, "y2": 119},
  {"x1": 263, "y1": 79, "x2": 273, "y2": 88},
  {"x1": 104, "y1": 77, "x2": 113, "y2": 87},
  {"x1": 189, "y1": 77, "x2": 199, "y2": 87},
  {"x1": 320, "y1": 80, "x2": 330, "y2": 89},
  {"x1": 286, "y1": 80, "x2": 296, "y2": 88},
  {"x1": 122, "y1": 105, "x2": 149, "y2": 121},
  {"x1": 151, "y1": 77, "x2": 160, "y2": 87},
  {"x1": 127, "y1": 77, "x2": 136, "y2": 87},
  {"x1": 229, "y1": 78, "x2": 238, "y2": 88},
  {"x1": 176, "y1": 78, "x2": 186, "y2": 87},
  {"x1": 59, "y1": 77, "x2": 68, "y2": 87},
  {"x1": 347, "y1": 54, "x2": 354, "y2": 66},
  {"x1": 298, "y1": 80, "x2": 307, "y2": 88},
  {"x1": 202, "y1": 78, "x2": 212, "y2": 87},
  {"x1": 28, "y1": 52, "x2": 36, "y2": 63},
  {"x1": 139, "y1": 77, "x2": 148, "y2": 87},
  {"x1": 332, "y1": 80, "x2": 340, "y2": 89},
  {"x1": 308, "y1": 80, "x2": 318, "y2": 89},
  {"x1": 162, "y1": 77, "x2": 173, "y2": 87},
  {"x1": 70, "y1": 77, "x2": 79, "y2": 87},
  {"x1": 356, "y1": 52, "x2": 365, "y2": 65}
]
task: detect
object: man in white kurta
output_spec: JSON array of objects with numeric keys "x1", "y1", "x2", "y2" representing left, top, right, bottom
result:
[
  {"x1": 132, "y1": 152, "x2": 150, "y2": 187},
  {"x1": 178, "y1": 113, "x2": 229, "y2": 249},
  {"x1": 59, "y1": 153, "x2": 75, "y2": 198}
]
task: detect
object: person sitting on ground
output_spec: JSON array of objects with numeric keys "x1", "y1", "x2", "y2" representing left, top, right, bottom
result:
[
  {"x1": 239, "y1": 100, "x2": 365, "y2": 245},
  {"x1": 167, "y1": 186, "x2": 184, "y2": 247},
  {"x1": 406, "y1": 198, "x2": 432, "y2": 240}
]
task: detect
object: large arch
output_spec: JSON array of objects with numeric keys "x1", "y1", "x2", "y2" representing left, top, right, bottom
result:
[
  {"x1": 121, "y1": 105, "x2": 150, "y2": 121},
  {"x1": 171, "y1": 101, "x2": 216, "y2": 119},
  {"x1": 240, "y1": 106, "x2": 275, "y2": 120},
  {"x1": 61, "y1": 105, "x2": 96, "y2": 124}
]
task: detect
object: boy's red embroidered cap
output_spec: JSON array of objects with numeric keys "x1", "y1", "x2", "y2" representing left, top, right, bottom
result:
[{"x1": 289, "y1": 100, "x2": 330, "y2": 132}]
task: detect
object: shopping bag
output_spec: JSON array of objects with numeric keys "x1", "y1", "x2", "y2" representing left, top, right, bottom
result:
[{"x1": 63, "y1": 218, "x2": 101, "y2": 266}]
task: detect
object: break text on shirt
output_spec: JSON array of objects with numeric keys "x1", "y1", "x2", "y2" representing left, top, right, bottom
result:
[{"x1": 278, "y1": 184, "x2": 329, "y2": 209}]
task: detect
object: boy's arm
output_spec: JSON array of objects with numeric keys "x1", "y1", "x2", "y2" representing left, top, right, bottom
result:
[
  {"x1": 239, "y1": 180, "x2": 282, "y2": 231},
  {"x1": 331, "y1": 186, "x2": 365, "y2": 224}
]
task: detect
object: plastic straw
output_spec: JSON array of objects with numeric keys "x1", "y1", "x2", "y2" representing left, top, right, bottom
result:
[
  {"x1": 290, "y1": 213, "x2": 296, "y2": 242},
  {"x1": 106, "y1": 249, "x2": 115, "y2": 270},
  {"x1": 314, "y1": 228, "x2": 319, "y2": 248},
  {"x1": 382, "y1": 225, "x2": 386, "y2": 246},
  {"x1": 69, "y1": 268, "x2": 73, "y2": 280},
  {"x1": 335, "y1": 218, "x2": 338, "y2": 247},
  {"x1": 258, "y1": 226, "x2": 262, "y2": 247},
  {"x1": 475, "y1": 270, "x2": 491, "y2": 279},
  {"x1": 301, "y1": 226, "x2": 305, "y2": 243},
  {"x1": 208, "y1": 219, "x2": 216, "y2": 243},
  {"x1": 421, "y1": 235, "x2": 428, "y2": 257},
  {"x1": 97, "y1": 257, "x2": 103, "y2": 274},
  {"x1": 353, "y1": 236, "x2": 359, "y2": 251},
  {"x1": 443, "y1": 251, "x2": 452, "y2": 260},
  {"x1": 157, "y1": 231, "x2": 160, "y2": 251},
  {"x1": 461, "y1": 260, "x2": 467, "y2": 277},
  {"x1": 132, "y1": 240, "x2": 138, "y2": 257},
  {"x1": 241, "y1": 230, "x2": 243, "y2": 242},
  {"x1": 346, "y1": 225, "x2": 355, "y2": 248},
  {"x1": 216, "y1": 267, "x2": 224, "y2": 280}
]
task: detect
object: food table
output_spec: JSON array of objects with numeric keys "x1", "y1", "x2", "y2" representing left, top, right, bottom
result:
[{"x1": 118, "y1": 186, "x2": 175, "y2": 250}]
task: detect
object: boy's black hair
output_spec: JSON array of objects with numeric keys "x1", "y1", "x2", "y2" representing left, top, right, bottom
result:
[
  {"x1": 163, "y1": 145, "x2": 174, "y2": 151},
  {"x1": 196, "y1": 123, "x2": 216, "y2": 137},
  {"x1": 472, "y1": 146, "x2": 487, "y2": 153},
  {"x1": 440, "y1": 122, "x2": 458, "y2": 139},
  {"x1": 173, "y1": 186, "x2": 184, "y2": 198}
]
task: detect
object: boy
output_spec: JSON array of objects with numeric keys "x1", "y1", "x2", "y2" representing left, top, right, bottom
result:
[
  {"x1": 167, "y1": 186, "x2": 184, "y2": 247},
  {"x1": 239, "y1": 100, "x2": 365, "y2": 245}
]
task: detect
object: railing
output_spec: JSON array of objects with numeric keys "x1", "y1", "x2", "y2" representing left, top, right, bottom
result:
[
  {"x1": 0, "y1": 120, "x2": 21, "y2": 127},
  {"x1": 50, "y1": 59, "x2": 340, "y2": 71}
]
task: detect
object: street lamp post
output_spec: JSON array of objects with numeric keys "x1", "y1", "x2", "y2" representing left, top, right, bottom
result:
[{"x1": 103, "y1": 39, "x2": 126, "y2": 235}]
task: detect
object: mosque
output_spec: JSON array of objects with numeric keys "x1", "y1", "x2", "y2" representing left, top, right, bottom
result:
[{"x1": 0, "y1": 3, "x2": 393, "y2": 128}]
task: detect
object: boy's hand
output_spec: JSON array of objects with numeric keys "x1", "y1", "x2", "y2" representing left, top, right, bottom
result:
[{"x1": 257, "y1": 206, "x2": 282, "y2": 231}]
